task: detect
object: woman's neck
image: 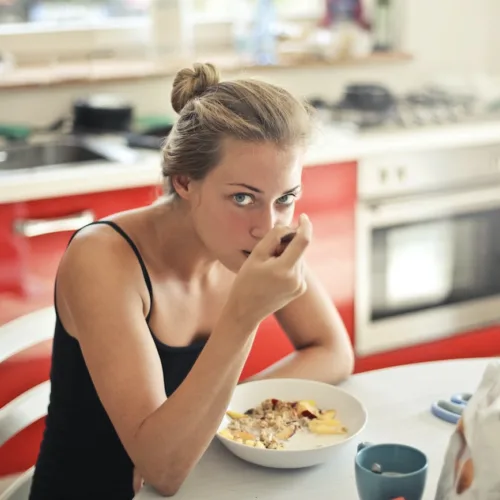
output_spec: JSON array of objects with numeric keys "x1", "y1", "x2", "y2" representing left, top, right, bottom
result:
[{"x1": 148, "y1": 198, "x2": 220, "y2": 282}]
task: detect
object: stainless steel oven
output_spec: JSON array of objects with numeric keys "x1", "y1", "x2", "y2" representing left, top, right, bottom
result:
[{"x1": 355, "y1": 144, "x2": 500, "y2": 356}]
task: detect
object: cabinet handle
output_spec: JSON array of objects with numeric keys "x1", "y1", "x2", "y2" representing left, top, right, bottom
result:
[{"x1": 14, "y1": 210, "x2": 95, "y2": 238}]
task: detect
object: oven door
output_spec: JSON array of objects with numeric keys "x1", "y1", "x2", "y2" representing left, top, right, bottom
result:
[{"x1": 355, "y1": 183, "x2": 500, "y2": 356}]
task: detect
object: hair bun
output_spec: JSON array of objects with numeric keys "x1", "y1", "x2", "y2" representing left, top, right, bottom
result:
[{"x1": 171, "y1": 62, "x2": 220, "y2": 114}]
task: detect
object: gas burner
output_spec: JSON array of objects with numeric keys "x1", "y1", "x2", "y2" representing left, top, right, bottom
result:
[{"x1": 310, "y1": 84, "x2": 482, "y2": 131}]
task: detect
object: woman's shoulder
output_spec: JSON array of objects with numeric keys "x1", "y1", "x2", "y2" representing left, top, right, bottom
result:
[
  {"x1": 57, "y1": 211, "x2": 151, "y2": 292},
  {"x1": 55, "y1": 215, "x2": 153, "y2": 337}
]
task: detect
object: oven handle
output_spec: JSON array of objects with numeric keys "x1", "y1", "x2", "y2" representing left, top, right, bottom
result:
[{"x1": 360, "y1": 184, "x2": 500, "y2": 227}]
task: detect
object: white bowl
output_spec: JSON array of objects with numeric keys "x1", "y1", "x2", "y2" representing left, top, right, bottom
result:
[{"x1": 216, "y1": 378, "x2": 367, "y2": 469}]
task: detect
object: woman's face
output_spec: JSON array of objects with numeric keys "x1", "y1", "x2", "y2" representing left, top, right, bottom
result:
[{"x1": 185, "y1": 138, "x2": 304, "y2": 272}]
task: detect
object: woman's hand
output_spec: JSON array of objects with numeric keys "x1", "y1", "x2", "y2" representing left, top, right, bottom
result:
[{"x1": 228, "y1": 213, "x2": 312, "y2": 327}]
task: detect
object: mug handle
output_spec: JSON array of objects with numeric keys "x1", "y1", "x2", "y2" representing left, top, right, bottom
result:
[{"x1": 357, "y1": 441, "x2": 373, "y2": 452}]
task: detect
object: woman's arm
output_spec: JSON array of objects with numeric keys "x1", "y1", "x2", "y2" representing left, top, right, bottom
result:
[
  {"x1": 58, "y1": 232, "x2": 258, "y2": 497},
  {"x1": 246, "y1": 264, "x2": 354, "y2": 384}
]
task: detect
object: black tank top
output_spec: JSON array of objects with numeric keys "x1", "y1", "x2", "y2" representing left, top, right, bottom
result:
[{"x1": 29, "y1": 221, "x2": 207, "y2": 500}]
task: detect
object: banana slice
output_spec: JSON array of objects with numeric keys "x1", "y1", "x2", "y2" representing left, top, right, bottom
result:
[
  {"x1": 226, "y1": 410, "x2": 247, "y2": 419},
  {"x1": 232, "y1": 430, "x2": 256, "y2": 441},
  {"x1": 309, "y1": 419, "x2": 347, "y2": 435},
  {"x1": 318, "y1": 409, "x2": 337, "y2": 420}
]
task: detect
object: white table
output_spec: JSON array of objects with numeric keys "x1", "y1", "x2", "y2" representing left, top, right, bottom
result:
[{"x1": 135, "y1": 357, "x2": 497, "y2": 500}]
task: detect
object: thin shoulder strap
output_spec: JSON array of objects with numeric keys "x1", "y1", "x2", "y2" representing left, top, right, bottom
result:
[{"x1": 70, "y1": 220, "x2": 154, "y2": 320}]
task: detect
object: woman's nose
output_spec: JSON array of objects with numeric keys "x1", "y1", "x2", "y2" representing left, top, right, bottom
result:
[{"x1": 250, "y1": 210, "x2": 276, "y2": 239}]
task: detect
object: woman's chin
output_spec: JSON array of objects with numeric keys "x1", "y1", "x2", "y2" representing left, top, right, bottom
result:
[{"x1": 218, "y1": 252, "x2": 248, "y2": 274}]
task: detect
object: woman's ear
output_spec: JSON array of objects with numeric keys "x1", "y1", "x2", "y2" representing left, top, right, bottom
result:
[{"x1": 171, "y1": 175, "x2": 192, "y2": 200}]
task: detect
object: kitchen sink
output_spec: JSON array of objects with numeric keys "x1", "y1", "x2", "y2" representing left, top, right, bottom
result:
[
  {"x1": 0, "y1": 136, "x2": 139, "y2": 172},
  {"x1": 0, "y1": 143, "x2": 111, "y2": 171}
]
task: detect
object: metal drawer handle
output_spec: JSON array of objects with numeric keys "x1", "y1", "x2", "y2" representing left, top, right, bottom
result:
[{"x1": 14, "y1": 209, "x2": 95, "y2": 238}]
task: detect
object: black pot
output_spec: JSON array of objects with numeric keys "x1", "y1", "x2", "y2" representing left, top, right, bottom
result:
[
  {"x1": 341, "y1": 84, "x2": 395, "y2": 112},
  {"x1": 72, "y1": 95, "x2": 134, "y2": 134}
]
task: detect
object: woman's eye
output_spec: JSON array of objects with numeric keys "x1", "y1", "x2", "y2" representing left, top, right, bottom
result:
[
  {"x1": 276, "y1": 194, "x2": 296, "y2": 206},
  {"x1": 233, "y1": 193, "x2": 254, "y2": 206}
]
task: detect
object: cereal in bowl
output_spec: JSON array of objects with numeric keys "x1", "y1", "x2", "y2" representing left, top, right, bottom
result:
[{"x1": 219, "y1": 398, "x2": 347, "y2": 449}]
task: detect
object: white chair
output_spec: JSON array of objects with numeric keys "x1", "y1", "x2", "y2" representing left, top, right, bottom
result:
[{"x1": 0, "y1": 307, "x2": 55, "y2": 500}]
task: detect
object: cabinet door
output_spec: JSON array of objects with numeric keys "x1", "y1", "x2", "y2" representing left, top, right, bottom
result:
[
  {"x1": 0, "y1": 186, "x2": 158, "y2": 324},
  {"x1": 240, "y1": 161, "x2": 357, "y2": 380}
]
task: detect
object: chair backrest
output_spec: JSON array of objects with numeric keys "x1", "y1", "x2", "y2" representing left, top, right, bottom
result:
[
  {"x1": 0, "y1": 307, "x2": 55, "y2": 500},
  {"x1": 0, "y1": 307, "x2": 55, "y2": 365},
  {"x1": 0, "y1": 468, "x2": 34, "y2": 500}
]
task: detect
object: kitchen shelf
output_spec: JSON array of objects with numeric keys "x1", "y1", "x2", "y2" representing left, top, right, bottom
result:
[{"x1": 0, "y1": 51, "x2": 413, "y2": 91}]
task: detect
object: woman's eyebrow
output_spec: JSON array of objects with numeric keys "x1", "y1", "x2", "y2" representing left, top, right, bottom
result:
[{"x1": 226, "y1": 183, "x2": 301, "y2": 195}]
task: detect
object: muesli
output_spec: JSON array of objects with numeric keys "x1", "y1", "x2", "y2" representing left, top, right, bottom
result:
[{"x1": 219, "y1": 398, "x2": 347, "y2": 449}]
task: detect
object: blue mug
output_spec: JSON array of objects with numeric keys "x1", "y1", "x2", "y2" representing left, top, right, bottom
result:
[{"x1": 355, "y1": 442, "x2": 428, "y2": 500}]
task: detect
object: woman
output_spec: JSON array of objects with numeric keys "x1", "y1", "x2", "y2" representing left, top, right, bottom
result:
[{"x1": 29, "y1": 62, "x2": 354, "y2": 499}]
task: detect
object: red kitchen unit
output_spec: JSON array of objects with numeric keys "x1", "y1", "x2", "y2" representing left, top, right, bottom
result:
[
  {"x1": 355, "y1": 324, "x2": 500, "y2": 373},
  {"x1": 0, "y1": 186, "x2": 158, "y2": 323}
]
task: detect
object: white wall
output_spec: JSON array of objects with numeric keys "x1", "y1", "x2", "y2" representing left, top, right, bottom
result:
[
  {"x1": 0, "y1": 0, "x2": 495, "y2": 127},
  {"x1": 486, "y1": 0, "x2": 500, "y2": 75}
]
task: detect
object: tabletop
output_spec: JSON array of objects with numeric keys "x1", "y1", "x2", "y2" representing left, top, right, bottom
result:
[{"x1": 135, "y1": 357, "x2": 497, "y2": 500}]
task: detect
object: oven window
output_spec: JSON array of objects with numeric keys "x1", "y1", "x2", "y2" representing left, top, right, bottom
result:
[{"x1": 370, "y1": 208, "x2": 500, "y2": 320}]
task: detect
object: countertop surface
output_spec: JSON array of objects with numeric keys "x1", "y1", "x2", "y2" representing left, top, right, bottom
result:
[
  {"x1": 2, "y1": 119, "x2": 500, "y2": 204},
  {"x1": 135, "y1": 357, "x2": 497, "y2": 500}
]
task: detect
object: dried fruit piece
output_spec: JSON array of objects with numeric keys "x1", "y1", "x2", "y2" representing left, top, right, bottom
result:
[
  {"x1": 226, "y1": 410, "x2": 247, "y2": 419},
  {"x1": 297, "y1": 401, "x2": 319, "y2": 419},
  {"x1": 275, "y1": 426, "x2": 296, "y2": 440}
]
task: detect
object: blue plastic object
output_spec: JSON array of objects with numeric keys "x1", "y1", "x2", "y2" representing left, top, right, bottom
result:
[{"x1": 431, "y1": 393, "x2": 473, "y2": 424}]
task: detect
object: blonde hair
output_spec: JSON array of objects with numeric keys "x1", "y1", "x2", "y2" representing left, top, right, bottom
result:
[{"x1": 162, "y1": 62, "x2": 315, "y2": 196}]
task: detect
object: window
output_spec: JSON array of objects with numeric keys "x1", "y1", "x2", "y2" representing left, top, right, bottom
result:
[
  {"x1": 0, "y1": 0, "x2": 323, "y2": 28},
  {"x1": 0, "y1": 0, "x2": 150, "y2": 26},
  {"x1": 193, "y1": 0, "x2": 323, "y2": 20},
  {"x1": 0, "y1": 0, "x2": 325, "y2": 66}
]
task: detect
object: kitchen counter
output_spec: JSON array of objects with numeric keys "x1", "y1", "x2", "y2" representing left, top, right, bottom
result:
[{"x1": 2, "y1": 119, "x2": 500, "y2": 204}]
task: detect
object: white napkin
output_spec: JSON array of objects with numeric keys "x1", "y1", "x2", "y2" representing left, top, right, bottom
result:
[{"x1": 435, "y1": 360, "x2": 500, "y2": 499}]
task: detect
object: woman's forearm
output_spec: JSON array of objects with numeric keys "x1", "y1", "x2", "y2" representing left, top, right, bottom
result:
[{"x1": 245, "y1": 344, "x2": 354, "y2": 385}]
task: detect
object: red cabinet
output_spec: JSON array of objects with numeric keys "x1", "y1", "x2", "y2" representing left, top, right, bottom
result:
[
  {"x1": 0, "y1": 186, "x2": 157, "y2": 477},
  {"x1": 0, "y1": 186, "x2": 158, "y2": 324},
  {"x1": 355, "y1": 325, "x2": 500, "y2": 373},
  {"x1": 240, "y1": 161, "x2": 357, "y2": 380}
]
